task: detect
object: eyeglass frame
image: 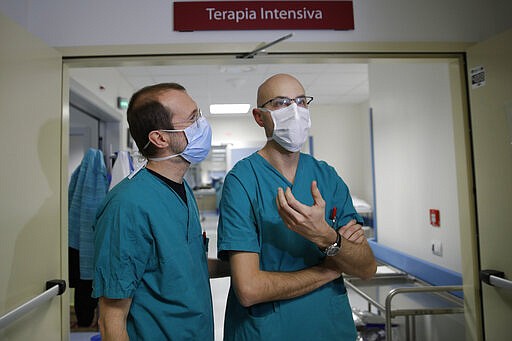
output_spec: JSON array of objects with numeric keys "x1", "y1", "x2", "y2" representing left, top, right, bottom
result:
[
  {"x1": 259, "y1": 96, "x2": 314, "y2": 109},
  {"x1": 142, "y1": 109, "x2": 203, "y2": 150},
  {"x1": 163, "y1": 108, "x2": 203, "y2": 130}
]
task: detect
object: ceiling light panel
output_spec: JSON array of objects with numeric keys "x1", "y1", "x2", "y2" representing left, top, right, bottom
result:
[{"x1": 210, "y1": 104, "x2": 251, "y2": 114}]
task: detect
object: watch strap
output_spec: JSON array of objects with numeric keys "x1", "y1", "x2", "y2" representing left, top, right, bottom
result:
[{"x1": 321, "y1": 230, "x2": 342, "y2": 256}]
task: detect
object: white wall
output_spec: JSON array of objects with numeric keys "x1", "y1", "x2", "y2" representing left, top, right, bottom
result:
[
  {"x1": 69, "y1": 68, "x2": 133, "y2": 151},
  {"x1": 369, "y1": 61, "x2": 462, "y2": 272},
  {"x1": 310, "y1": 103, "x2": 372, "y2": 204},
  {"x1": 69, "y1": 106, "x2": 99, "y2": 177},
  {"x1": 209, "y1": 115, "x2": 265, "y2": 147},
  {"x1": 1, "y1": 1, "x2": 512, "y2": 47},
  {"x1": 208, "y1": 104, "x2": 372, "y2": 204}
]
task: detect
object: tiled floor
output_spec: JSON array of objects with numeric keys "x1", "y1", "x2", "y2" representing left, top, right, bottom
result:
[{"x1": 210, "y1": 277, "x2": 230, "y2": 341}]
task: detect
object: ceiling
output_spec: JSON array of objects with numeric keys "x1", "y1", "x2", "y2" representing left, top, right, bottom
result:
[{"x1": 71, "y1": 62, "x2": 369, "y2": 117}]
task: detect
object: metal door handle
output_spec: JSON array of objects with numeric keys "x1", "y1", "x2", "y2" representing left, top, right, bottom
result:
[
  {"x1": 0, "y1": 279, "x2": 66, "y2": 329},
  {"x1": 480, "y1": 269, "x2": 512, "y2": 290}
]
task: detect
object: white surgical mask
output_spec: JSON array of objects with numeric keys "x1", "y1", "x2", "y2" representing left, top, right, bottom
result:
[
  {"x1": 148, "y1": 116, "x2": 212, "y2": 164},
  {"x1": 266, "y1": 102, "x2": 311, "y2": 152}
]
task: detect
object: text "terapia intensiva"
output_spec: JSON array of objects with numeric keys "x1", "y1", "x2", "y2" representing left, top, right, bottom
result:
[{"x1": 206, "y1": 7, "x2": 324, "y2": 23}]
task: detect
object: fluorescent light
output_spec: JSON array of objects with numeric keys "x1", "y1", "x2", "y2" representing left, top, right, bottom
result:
[{"x1": 210, "y1": 104, "x2": 251, "y2": 114}]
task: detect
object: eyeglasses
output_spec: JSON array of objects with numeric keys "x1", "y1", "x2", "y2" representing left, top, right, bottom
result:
[
  {"x1": 260, "y1": 96, "x2": 313, "y2": 109},
  {"x1": 166, "y1": 109, "x2": 203, "y2": 130},
  {"x1": 143, "y1": 109, "x2": 203, "y2": 150}
]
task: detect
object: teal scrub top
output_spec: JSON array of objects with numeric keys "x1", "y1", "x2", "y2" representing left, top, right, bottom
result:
[
  {"x1": 218, "y1": 153, "x2": 362, "y2": 341},
  {"x1": 93, "y1": 168, "x2": 214, "y2": 340}
]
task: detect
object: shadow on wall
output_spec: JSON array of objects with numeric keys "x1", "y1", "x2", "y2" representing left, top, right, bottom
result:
[{"x1": 5, "y1": 118, "x2": 62, "y2": 336}]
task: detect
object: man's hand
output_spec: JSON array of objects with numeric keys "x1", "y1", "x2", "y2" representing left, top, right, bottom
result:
[
  {"x1": 276, "y1": 180, "x2": 366, "y2": 247},
  {"x1": 339, "y1": 220, "x2": 366, "y2": 244},
  {"x1": 276, "y1": 180, "x2": 334, "y2": 247},
  {"x1": 276, "y1": 180, "x2": 376, "y2": 280}
]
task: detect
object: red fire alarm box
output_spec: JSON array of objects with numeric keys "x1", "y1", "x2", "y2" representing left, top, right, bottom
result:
[{"x1": 430, "y1": 209, "x2": 440, "y2": 227}]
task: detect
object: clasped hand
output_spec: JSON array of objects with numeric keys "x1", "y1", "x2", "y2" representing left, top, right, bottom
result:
[{"x1": 276, "y1": 180, "x2": 365, "y2": 246}]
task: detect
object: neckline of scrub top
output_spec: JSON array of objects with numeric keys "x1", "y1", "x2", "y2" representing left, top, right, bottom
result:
[
  {"x1": 140, "y1": 168, "x2": 199, "y2": 241},
  {"x1": 146, "y1": 168, "x2": 188, "y2": 204},
  {"x1": 139, "y1": 168, "x2": 189, "y2": 208},
  {"x1": 253, "y1": 151, "x2": 304, "y2": 188}
]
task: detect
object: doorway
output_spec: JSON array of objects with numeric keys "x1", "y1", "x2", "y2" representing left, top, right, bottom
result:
[
  {"x1": 67, "y1": 76, "x2": 122, "y2": 335},
  {"x1": 63, "y1": 53, "x2": 476, "y2": 340}
]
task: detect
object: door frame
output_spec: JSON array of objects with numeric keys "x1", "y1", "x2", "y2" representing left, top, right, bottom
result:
[
  {"x1": 61, "y1": 44, "x2": 481, "y2": 340},
  {"x1": 466, "y1": 29, "x2": 512, "y2": 340}
]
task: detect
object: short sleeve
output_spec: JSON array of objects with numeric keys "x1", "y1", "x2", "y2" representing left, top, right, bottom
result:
[
  {"x1": 92, "y1": 199, "x2": 153, "y2": 299},
  {"x1": 217, "y1": 173, "x2": 260, "y2": 261}
]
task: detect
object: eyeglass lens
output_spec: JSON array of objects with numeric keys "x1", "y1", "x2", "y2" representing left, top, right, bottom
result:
[
  {"x1": 264, "y1": 96, "x2": 313, "y2": 108},
  {"x1": 170, "y1": 109, "x2": 202, "y2": 128}
]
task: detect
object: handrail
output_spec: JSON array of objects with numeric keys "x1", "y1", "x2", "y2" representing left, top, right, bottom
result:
[{"x1": 0, "y1": 279, "x2": 66, "y2": 330}]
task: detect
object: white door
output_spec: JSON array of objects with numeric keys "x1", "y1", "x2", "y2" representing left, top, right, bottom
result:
[
  {"x1": 0, "y1": 13, "x2": 65, "y2": 340},
  {"x1": 467, "y1": 29, "x2": 512, "y2": 340}
]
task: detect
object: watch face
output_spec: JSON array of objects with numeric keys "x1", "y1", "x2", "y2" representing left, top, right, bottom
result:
[
  {"x1": 326, "y1": 245, "x2": 340, "y2": 256},
  {"x1": 324, "y1": 231, "x2": 342, "y2": 256}
]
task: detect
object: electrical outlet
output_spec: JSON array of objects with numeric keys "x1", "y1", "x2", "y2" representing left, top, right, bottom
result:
[{"x1": 431, "y1": 240, "x2": 443, "y2": 256}]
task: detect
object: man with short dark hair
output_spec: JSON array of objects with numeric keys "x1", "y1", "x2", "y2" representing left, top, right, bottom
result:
[{"x1": 93, "y1": 83, "x2": 228, "y2": 340}]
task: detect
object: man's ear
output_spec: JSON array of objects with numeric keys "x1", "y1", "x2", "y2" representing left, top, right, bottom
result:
[
  {"x1": 147, "y1": 130, "x2": 169, "y2": 148},
  {"x1": 253, "y1": 108, "x2": 266, "y2": 127}
]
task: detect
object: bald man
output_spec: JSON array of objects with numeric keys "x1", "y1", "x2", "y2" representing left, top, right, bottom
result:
[{"x1": 217, "y1": 74, "x2": 376, "y2": 340}]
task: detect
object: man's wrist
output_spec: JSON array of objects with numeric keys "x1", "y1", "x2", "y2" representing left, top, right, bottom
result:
[{"x1": 317, "y1": 225, "x2": 338, "y2": 249}]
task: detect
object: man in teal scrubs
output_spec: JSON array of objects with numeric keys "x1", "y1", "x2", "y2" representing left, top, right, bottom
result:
[
  {"x1": 218, "y1": 74, "x2": 377, "y2": 340},
  {"x1": 93, "y1": 83, "x2": 228, "y2": 340}
]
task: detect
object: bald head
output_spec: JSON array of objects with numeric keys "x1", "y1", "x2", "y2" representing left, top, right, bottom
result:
[{"x1": 257, "y1": 73, "x2": 306, "y2": 107}]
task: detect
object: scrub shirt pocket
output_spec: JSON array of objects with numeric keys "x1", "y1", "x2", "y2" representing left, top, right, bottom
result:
[{"x1": 225, "y1": 297, "x2": 280, "y2": 341}]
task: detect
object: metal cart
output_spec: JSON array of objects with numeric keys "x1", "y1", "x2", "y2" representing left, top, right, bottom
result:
[{"x1": 345, "y1": 266, "x2": 464, "y2": 340}]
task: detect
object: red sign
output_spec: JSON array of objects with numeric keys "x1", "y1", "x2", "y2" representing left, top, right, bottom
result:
[{"x1": 173, "y1": 1, "x2": 354, "y2": 31}]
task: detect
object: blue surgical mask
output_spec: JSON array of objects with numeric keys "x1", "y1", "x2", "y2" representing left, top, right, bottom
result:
[{"x1": 148, "y1": 116, "x2": 212, "y2": 164}]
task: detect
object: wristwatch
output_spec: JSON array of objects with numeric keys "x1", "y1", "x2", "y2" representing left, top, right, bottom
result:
[{"x1": 322, "y1": 230, "x2": 342, "y2": 256}]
